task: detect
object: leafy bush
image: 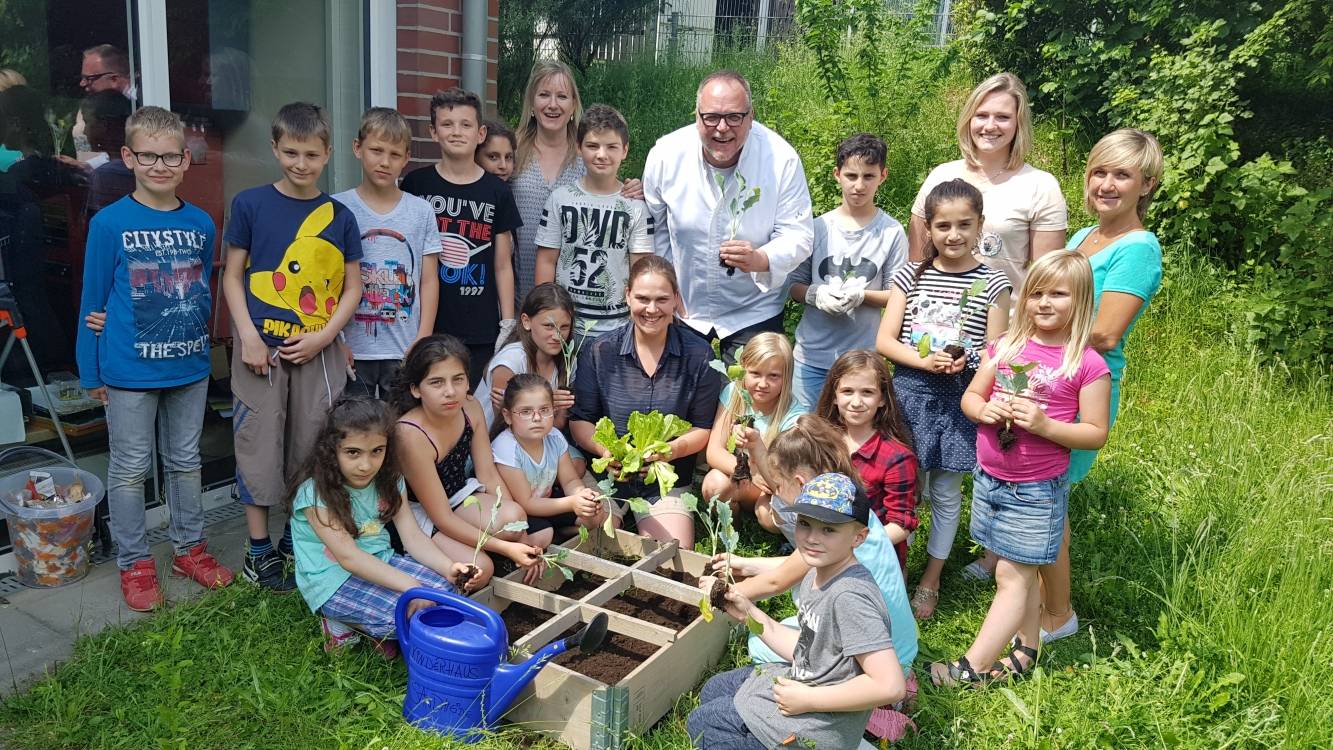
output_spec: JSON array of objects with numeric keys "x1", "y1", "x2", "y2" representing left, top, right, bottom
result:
[{"x1": 962, "y1": 0, "x2": 1333, "y2": 364}]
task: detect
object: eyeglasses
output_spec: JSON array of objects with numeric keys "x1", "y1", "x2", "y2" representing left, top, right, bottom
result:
[
  {"x1": 130, "y1": 150, "x2": 186, "y2": 167},
  {"x1": 79, "y1": 71, "x2": 119, "y2": 85},
  {"x1": 512, "y1": 406, "x2": 554, "y2": 421},
  {"x1": 697, "y1": 110, "x2": 750, "y2": 128}
]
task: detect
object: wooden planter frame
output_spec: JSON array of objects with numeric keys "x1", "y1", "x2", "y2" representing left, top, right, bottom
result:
[{"x1": 472, "y1": 529, "x2": 732, "y2": 750}]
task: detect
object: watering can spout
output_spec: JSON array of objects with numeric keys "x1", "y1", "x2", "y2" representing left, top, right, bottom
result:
[{"x1": 483, "y1": 613, "x2": 611, "y2": 718}]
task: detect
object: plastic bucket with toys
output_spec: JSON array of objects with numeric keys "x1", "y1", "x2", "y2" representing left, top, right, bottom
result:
[{"x1": 0, "y1": 447, "x2": 104, "y2": 588}]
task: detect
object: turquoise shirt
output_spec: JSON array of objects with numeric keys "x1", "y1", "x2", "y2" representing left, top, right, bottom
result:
[
  {"x1": 291, "y1": 477, "x2": 401, "y2": 612},
  {"x1": 1066, "y1": 227, "x2": 1163, "y2": 383},
  {"x1": 1065, "y1": 227, "x2": 1162, "y2": 482},
  {"x1": 0, "y1": 147, "x2": 21, "y2": 172},
  {"x1": 719, "y1": 381, "x2": 807, "y2": 437}
]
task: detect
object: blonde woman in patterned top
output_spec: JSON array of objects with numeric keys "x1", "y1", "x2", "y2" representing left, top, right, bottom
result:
[{"x1": 510, "y1": 61, "x2": 642, "y2": 305}]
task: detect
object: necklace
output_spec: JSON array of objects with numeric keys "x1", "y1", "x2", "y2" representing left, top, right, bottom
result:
[{"x1": 1080, "y1": 225, "x2": 1139, "y2": 255}]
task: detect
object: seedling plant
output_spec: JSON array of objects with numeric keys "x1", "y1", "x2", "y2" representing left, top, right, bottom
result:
[
  {"x1": 457, "y1": 487, "x2": 529, "y2": 589},
  {"x1": 994, "y1": 360, "x2": 1039, "y2": 450},
  {"x1": 714, "y1": 170, "x2": 762, "y2": 276},
  {"x1": 709, "y1": 340, "x2": 756, "y2": 483},
  {"x1": 915, "y1": 278, "x2": 988, "y2": 362},
  {"x1": 683, "y1": 493, "x2": 763, "y2": 636},
  {"x1": 549, "y1": 314, "x2": 596, "y2": 389},
  {"x1": 538, "y1": 477, "x2": 633, "y2": 581}
]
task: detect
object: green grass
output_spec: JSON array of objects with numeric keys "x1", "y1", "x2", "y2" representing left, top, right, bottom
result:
[{"x1": 1, "y1": 258, "x2": 1327, "y2": 750}]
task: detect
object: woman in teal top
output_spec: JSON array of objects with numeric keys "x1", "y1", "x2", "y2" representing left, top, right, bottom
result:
[{"x1": 1042, "y1": 129, "x2": 1165, "y2": 643}]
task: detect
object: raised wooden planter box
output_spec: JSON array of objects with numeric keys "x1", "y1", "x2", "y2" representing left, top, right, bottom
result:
[{"x1": 472, "y1": 529, "x2": 732, "y2": 750}]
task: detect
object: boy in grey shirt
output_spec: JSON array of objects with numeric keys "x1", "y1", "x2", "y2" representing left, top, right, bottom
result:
[
  {"x1": 333, "y1": 108, "x2": 441, "y2": 398},
  {"x1": 789, "y1": 134, "x2": 907, "y2": 409},
  {"x1": 688, "y1": 473, "x2": 906, "y2": 749}
]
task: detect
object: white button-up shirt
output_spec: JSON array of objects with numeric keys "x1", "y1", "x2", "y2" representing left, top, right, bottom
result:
[{"x1": 643, "y1": 121, "x2": 813, "y2": 338}]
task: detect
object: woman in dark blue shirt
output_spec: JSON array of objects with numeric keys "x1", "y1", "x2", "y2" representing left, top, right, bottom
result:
[{"x1": 570, "y1": 256, "x2": 720, "y2": 547}]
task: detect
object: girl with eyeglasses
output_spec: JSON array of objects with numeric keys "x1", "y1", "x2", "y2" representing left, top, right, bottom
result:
[{"x1": 493, "y1": 373, "x2": 616, "y2": 548}]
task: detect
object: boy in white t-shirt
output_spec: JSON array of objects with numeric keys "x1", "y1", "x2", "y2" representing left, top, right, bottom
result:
[
  {"x1": 534, "y1": 104, "x2": 653, "y2": 337},
  {"x1": 790, "y1": 133, "x2": 908, "y2": 409},
  {"x1": 333, "y1": 108, "x2": 440, "y2": 398}
]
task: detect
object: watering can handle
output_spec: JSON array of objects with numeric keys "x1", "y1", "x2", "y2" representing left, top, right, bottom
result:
[{"x1": 394, "y1": 586, "x2": 504, "y2": 652}]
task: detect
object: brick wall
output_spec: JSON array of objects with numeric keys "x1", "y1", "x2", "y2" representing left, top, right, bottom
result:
[{"x1": 397, "y1": 0, "x2": 501, "y2": 167}]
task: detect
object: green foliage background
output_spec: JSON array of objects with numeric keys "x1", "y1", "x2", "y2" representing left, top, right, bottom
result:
[{"x1": 961, "y1": 0, "x2": 1333, "y2": 363}]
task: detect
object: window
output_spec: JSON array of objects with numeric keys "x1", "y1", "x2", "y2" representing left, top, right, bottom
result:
[{"x1": 0, "y1": 0, "x2": 368, "y2": 563}]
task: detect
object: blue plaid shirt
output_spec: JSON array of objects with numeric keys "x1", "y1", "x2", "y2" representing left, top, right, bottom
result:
[{"x1": 570, "y1": 322, "x2": 721, "y2": 497}]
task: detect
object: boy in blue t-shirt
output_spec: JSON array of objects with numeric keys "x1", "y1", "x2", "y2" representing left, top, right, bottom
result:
[
  {"x1": 77, "y1": 106, "x2": 233, "y2": 611},
  {"x1": 332, "y1": 108, "x2": 440, "y2": 399},
  {"x1": 221, "y1": 102, "x2": 363, "y2": 591}
]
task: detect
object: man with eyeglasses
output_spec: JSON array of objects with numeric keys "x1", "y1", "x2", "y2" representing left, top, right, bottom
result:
[
  {"x1": 73, "y1": 44, "x2": 137, "y2": 164},
  {"x1": 642, "y1": 70, "x2": 812, "y2": 360}
]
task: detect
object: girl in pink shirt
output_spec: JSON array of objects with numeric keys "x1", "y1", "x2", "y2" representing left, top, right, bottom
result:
[{"x1": 931, "y1": 251, "x2": 1110, "y2": 687}]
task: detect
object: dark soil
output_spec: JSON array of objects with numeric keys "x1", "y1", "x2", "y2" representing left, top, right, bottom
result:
[
  {"x1": 501, "y1": 602, "x2": 661, "y2": 684},
  {"x1": 552, "y1": 569, "x2": 703, "y2": 632},
  {"x1": 998, "y1": 423, "x2": 1018, "y2": 450},
  {"x1": 455, "y1": 564, "x2": 479, "y2": 590},
  {"x1": 732, "y1": 449, "x2": 752, "y2": 483},
  {"x1": 707, "y1": 578, "x2": 730, "y2": 610},
  {"x1": 943, "y1": 343, "x2": 966, "y2": 361}
]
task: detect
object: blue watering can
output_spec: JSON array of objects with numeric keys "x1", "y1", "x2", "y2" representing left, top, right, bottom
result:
[{"x1": 395, "y1": 587, "x2": 609, "y2": 741}]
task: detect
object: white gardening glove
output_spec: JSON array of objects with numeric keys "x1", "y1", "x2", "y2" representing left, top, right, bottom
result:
[
  {"x1": 805, "y1": 283, "x2": 849, "y2": 315},
  {"x1": 828, "y1": 277, "x2": 869, "y2": 316},
  {"x1": 496, "y1": 319, "x2": 517, "y2": 352}
]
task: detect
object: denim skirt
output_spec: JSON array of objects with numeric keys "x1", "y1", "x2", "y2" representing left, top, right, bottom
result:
[{"x1": 969, "y1": 468, "x2": 1068, "y2": 565}]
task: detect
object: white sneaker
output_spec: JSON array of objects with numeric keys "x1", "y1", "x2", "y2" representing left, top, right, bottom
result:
[
  {"x1": 961, "y1": 559, "x2": 993, "y2": 581},
  {"x1": 1040, "y1": 612, "x2": 1079, "y2": 644}
]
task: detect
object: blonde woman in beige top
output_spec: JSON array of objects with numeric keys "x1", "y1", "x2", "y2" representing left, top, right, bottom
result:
[{"x1": 908, "y1": 73, "x2": 1067, "y2": 293}]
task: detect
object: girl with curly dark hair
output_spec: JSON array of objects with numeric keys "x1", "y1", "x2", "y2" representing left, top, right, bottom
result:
[{"x1": 286, "y1": 395, "x2": 478, "y2": 652}]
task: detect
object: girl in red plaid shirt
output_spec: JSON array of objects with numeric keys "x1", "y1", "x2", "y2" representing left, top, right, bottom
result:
[{"x1": 815, "y1": 350, "x2": 919, "y2": 573}]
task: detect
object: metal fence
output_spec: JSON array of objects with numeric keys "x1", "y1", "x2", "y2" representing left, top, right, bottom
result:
[{"x1": 585, "y1": 0, "x2": 953, "y2": 64}]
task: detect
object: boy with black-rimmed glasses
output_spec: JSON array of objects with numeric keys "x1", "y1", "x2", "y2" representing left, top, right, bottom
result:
[{"x1": 77, "y1": 105, "x2": 233, "y2": 611}]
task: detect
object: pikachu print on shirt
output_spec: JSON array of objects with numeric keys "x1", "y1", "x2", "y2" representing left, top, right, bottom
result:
[{"x1": 249, "y1": 202, "x2": 346, "y2": 338}]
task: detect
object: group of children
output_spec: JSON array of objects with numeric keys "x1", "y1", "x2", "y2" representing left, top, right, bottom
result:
[{"x1": 76, "y1": 83, "x2": 1137, "y2": 746}]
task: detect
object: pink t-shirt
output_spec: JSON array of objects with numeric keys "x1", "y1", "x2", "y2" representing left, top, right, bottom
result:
[{"x1": 977, "y1": 340, "x2": 1109, "y2": 482}]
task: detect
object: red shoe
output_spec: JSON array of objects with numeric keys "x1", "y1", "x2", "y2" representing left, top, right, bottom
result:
[
  {"x1": 120, "y1": 558, "x2": 165, "y2": 612},
  {"x1": 171, "y1": 542, "x2": 234, "y2": 589}
]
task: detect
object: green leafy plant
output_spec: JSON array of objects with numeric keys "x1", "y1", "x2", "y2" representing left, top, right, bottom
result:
[
  {"x1": 994, "y1": 361, "x2": 1038, "y2": 450},
  {"x1": 708, "y1": 342, "x2": 756, "y2": 481},
  {"x1": 538, "y1": 526, "x2": 587, "y2": 582},
  {"x1": 591, "y1": 411, "x2": 692, "y2": 499},
  {"x1": 682, "y1": 493, "x2": 762, "y2": 635},
  {"x1": 586, "y1": 476, "x2": 646, "y2": 539},
  {"x1": 458, "y1": 487, "x2": 528, "y2": 588},
  {"x1": 715, "y1": 171, "x2": 763, "y2": 276},
  {"x1": 550, "y1": 314, "x2": 595, "y2": 389}
]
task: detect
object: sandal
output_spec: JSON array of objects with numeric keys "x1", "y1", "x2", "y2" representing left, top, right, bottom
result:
[
  {"x1": 928, "y1": 655, "x2": 991, "y2": 688},
  {"x1": 990, "y1": 636, "x2": 1039, "y2": 682},
  {"x1": 910, "y1": 586, "x2": 939, "y2": 620}
]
